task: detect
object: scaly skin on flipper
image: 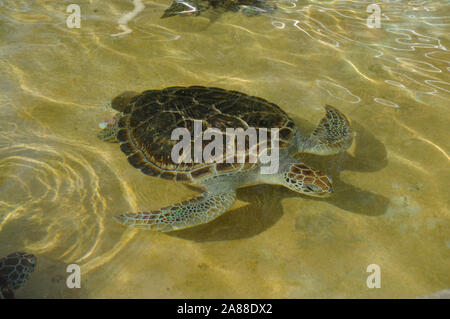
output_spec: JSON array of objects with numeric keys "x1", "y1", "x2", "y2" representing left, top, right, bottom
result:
[
  {"x1": 98, "y1": 86, "x2": 353, "y2": 232},
  {"x1": 0, "y1": 252, "x2": 36, "y2": 299},
  {"x1": 115, "y1": 190, "x2": 236, "y2": 231},
  {"x1": 299, "y1": 105, "x2": 354, "y2": 156}
]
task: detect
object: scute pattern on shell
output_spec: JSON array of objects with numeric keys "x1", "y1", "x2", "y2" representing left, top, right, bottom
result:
[
  {"x1": 115, "y1": 86, "x2": 296, "y2": 180},
  {"x1": 0, "y1": 252, "x2": 36, "y2": 292}
]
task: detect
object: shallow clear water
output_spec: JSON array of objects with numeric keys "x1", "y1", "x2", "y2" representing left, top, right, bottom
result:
[{"x1": 0, "y1": 0, "x2": 449, "y2": 298}]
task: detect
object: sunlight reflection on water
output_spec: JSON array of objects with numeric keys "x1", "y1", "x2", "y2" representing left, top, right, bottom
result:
[{"x1": 0, "y1": 0, "x2": 449, "y2": 298}]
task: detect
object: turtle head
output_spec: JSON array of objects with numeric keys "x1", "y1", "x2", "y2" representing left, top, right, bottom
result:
[{"x1": 282, "y1": 162, "x2": 333, "y2": 197}]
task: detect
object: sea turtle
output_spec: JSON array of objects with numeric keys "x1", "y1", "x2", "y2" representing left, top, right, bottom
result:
[
  {"x1": 161, "y1": 0, "x2": 277, "y2": 18},
  {"x1": 0, "y1": 252, "x2": 36, "y2": 299},
  {"x1": 98, "y1": 86, "x2": 354, "y2": 232}
]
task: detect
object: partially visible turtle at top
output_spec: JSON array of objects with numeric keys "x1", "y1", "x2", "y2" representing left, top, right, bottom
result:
[
  {"x1": 0, "y1": 252, "x2": 36, "y2": 299},
  {"x1": 161, "y1": 0, "x2": 277, "y2": 18},
  {"x1": 98, "y1": 86, "x2": 354, "y2": 232}
]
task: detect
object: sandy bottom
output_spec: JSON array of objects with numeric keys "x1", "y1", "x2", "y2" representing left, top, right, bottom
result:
[{"x1": 0, "y1": 0, "x2": 448, "y2": 298}]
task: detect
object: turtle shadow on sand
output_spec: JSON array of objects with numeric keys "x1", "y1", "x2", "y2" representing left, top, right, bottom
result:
[{"x1": 169, "y1": 117, "x2": 389, "y2": 242}]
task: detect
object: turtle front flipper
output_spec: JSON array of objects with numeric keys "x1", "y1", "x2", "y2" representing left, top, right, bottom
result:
[
  {"x1": 239, "y1": 0, "x2": 277, "y2": 16},
  {"x1": 0, "y1": 252, "x2": 36, "y2": 299},
  {"x1": 299, "y1": 105, "x2": 354, "y2": 155},
  {"x1": 161, "y1": 0, "x2": 208, "y2": 18},
  {"x1": 114, "y1": 190, "x2": 236, "y2": 232}
]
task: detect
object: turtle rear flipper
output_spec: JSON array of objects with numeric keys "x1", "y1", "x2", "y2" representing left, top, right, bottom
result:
[
  {"x1": 114, "y1": 190, "x2": 236, "y2": 232},
  {"x1": 97, "y1": 114, "x2": 121, "y2": 143},
  {"x1": 299, "y1": 105, "x2": 354, "y2": 155}
]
